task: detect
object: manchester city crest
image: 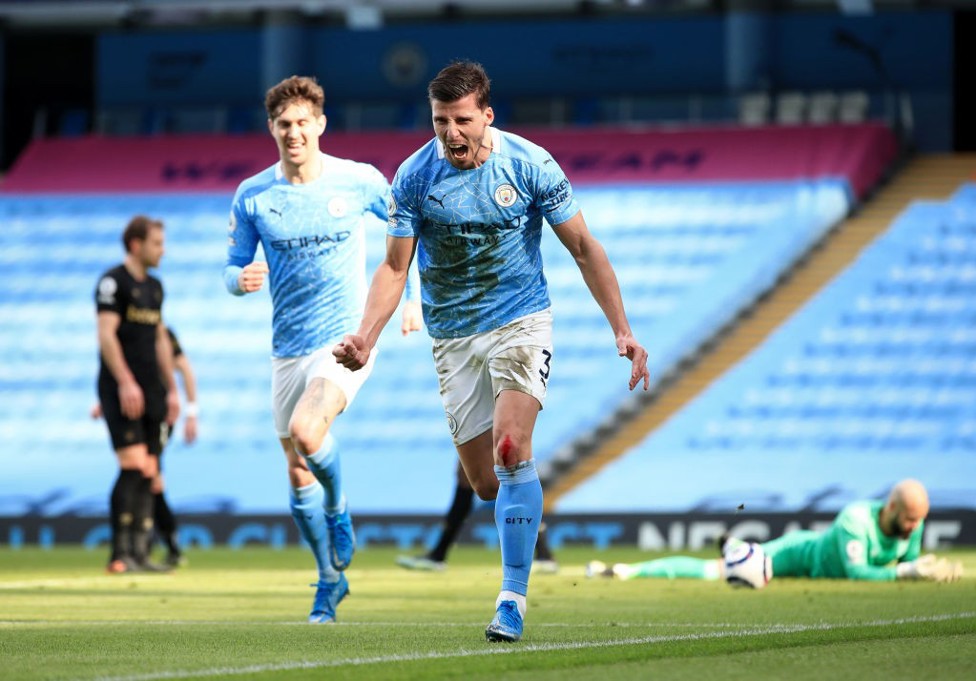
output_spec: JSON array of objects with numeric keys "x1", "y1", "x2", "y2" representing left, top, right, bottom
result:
[{"x1": 494, "y1": 184, "x2": 517, "y2": 207}]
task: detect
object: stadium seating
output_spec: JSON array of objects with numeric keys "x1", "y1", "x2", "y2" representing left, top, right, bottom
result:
[
  {"x1": 0, "y1": 179, "x2": 849, "y2": 514},
  {"x1": 556, "y1": 185, "x2": 976, "y2": 514}
]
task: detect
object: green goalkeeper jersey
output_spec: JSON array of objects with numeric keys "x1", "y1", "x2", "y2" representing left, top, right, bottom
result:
[{"x1": 764, "y1": 500, "x2": 923, "y2": 581}]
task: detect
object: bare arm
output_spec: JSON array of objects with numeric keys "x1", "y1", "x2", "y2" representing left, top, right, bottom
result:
[
  {"x1": 156, "y1": 323, "x2": 181, "y2": 425},
  {"x1": 553, "y1": 211, "x2": 650, "y2": 391},
  {"x1": 173, "y1": 352, "x2": 198, "y2": 443},
  {"x1": 334, "y1": 235, "x2": 417, "y2": 369},
  {"x1": 97, "y1": 311, "x2": 144, "y2": 419},
  {"x1": 174, "y1": 354, "x2": 198, "y2": 405}
]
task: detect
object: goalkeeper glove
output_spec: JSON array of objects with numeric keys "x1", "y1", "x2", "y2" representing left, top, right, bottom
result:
[{"x1": 896, "y1": 554, "x2": 964, "y2": 582}]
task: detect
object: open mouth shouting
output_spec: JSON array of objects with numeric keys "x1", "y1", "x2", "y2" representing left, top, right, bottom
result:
[{"x1": 447, "y1": 143, "x2": 470, "y2": 164}]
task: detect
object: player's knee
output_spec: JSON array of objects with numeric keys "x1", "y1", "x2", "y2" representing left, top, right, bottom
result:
[
  {"x1": 494, "y1": 432, "x2": 528, "y2": 468},
  {"x1": 288, "y1": 419, "x2": 323, "y2": 457}
]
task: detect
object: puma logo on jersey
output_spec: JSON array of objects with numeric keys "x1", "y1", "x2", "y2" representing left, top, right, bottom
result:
[
  {"x1": 427, "y1": 194, "x2": 446, "y2": 209},
  {"x1": 269, "y1": 207, "x2": 283, "y2": 217}
]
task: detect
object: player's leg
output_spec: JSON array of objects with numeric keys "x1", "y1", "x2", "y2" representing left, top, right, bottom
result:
[
  {"x1": 484, "y1": 389, "x2": 542, "y2": 643},
  {"x1": 273, "y1": 355, "x2": 347, "y2": 623},
  {"x1": 107, "y1": 443, "x2": 148, "y2": 573},
  {"x1": 98, "y1": 380, "x2": 159, "y2": 573},
  {"x1": 130, "y1": 449, "x2": 169, "y2": 571},
  {"x1": 280, "y1": 437, "x2": 348, "y2": 623},
  {"x1": 455, "y1": 429, "x2": 529, "y2": 642},
  {"x1": 289, "y1": 376, "x2": 345, "y2": 510},
  {"x1": 289, "y1": 347, "x2": 375, "y2": 571},
  {"x1": 150, "y1": 422, "x2": 183, "y2": 566},
  {"x1": 126, "y1": 416, "x2": 172, "y2": 572},
  {"x1": 151, "y1": 471, "x2": 184, "y2": 567},
  {"x1": 483, "y1": 310, "x2": 552, "y2": 642},
  {"x1": 100, "y1": 383, "x2": 151, "y2": 573},
  {"x1": 289, "y1": 379, "x2": 352, "y2": 571},
  {"x1": 587, "y1": 556, "x2": 722, "y2": 581},
  {"x1": 435, "y1": 326, "x2": 540, "y2": 641},
  {"x1": 430, "y1": 463, "x2": 475, "y2": 562}
]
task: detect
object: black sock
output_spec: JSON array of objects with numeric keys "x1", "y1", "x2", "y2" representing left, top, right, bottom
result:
[
  {"x1": 534, "y1": 523, "x2": 555, "y2": 561},
  {"x1": 154, "y1": 492, "x2": 179, "y2": 554},
  {"x1": 428, "y1": 485, "x2": 475, "y2": 562},
  {"x1": 131, "y1": 476, "x2": 155, "y2": 563},
  {"x1": 110, "y1": 469, "x2": 142, "y2": 562}
]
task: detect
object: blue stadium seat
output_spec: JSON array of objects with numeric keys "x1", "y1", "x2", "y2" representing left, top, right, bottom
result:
[
  {"x1": 0, "y1": 180, "x2": 851, "y2": 514},
  {"x1": 557, "y1": 189, "x2": 976, "y2": 513}
]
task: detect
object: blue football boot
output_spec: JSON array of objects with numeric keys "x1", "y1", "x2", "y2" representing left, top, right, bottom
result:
[
  {"x1": 325, "y1": 507, "x2": 356, "y2": 571},
  {"x1": 308, "y1": 573, "x2": 349, "y2": 624},
  {"x1": 485, "y1": 600, "x2": 523, "y2": 642}
]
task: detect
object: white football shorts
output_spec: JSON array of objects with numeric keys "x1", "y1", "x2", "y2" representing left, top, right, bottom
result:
[
  {"x1": 432, "y1": 309, "x2": 553, "y2": 446},
  {"x1": 271, "y1": 344, "x2": 377, "y2": 438}
]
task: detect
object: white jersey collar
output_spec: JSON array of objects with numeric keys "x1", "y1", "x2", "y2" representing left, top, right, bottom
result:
[{"x1": 274, "y1": 151, "x2": 326, "y2": 182}]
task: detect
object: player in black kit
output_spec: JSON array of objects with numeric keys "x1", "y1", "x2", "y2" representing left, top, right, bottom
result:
[
  {"x1": 90, "y1": 324, "x2": 197, "y2": 567},
  {"x1": 95, "y1": 215, "x2": 180, "y2": 573}
]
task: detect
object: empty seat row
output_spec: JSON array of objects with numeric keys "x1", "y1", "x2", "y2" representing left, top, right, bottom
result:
[
  {"x1": 558, "y1": 186, "x2": 976, "y2": 513},
  {"x1": 0, "y1": 180, "x2": 851, "y2": 513}
]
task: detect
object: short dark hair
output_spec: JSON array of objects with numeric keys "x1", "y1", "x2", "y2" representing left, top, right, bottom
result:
[
  {"x1": 122, "y1": 215, "x2": 163, "y2": 253},
  {"x1": 427, "y1": 61, "x2": 491, "y2": 110},
  {"x1": 265, "y1": 75, "x2": 325, "y2": 120}
]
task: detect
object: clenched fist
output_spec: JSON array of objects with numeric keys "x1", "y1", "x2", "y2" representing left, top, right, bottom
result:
[
  {"x1": 238, "y1": 261, "x2": 269, "y2": 293},
  {"x1": 333, "y1": 334, "x2": 371, "y2": 371}
]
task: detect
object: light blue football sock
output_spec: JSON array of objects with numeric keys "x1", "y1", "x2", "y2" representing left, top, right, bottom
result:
[
  {"x1": 494, "y1": 459, "x2": 543, "y2": 596},
  {"x1": 289, "y1": 482, "x2": 337, "y2": 582},
  {"x1": 305, "y1": 433, "x2": 345, "y2": 515}
]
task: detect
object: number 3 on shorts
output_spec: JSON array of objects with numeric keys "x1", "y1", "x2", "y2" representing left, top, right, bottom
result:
[{"x1": 539, "y1": 349, "x2": 552, "y2": 387}]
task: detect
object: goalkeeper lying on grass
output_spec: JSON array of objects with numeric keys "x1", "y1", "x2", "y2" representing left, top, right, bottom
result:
[{"x1": 588, "y1": 478, "x2": 964, "y2": 584}]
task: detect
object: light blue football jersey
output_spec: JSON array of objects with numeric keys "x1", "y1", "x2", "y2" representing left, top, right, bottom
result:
[
  {"x1": 388, "y1": 127, "x2": 580, "y2": 339},
  {"x1": 225, "y1": 152, "x2": 412, "y2": 358}
]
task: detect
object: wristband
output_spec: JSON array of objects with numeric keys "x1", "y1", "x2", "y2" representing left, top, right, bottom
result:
[{"x1": 184, "y1": 402, "x2": 199, "y2": 418}]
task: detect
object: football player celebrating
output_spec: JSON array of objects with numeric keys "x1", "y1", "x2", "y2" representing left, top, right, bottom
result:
[
  {"x1": 224, "y1": 75, "x2": 420, "y2": 623},
  {"x1": 334, "y1": 60, "x2": 649, "y2": 642}
]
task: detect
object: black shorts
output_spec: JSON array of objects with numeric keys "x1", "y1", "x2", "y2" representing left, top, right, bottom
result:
[{"x1": 98, "y1": 379, "x2": 168, "y2": 456}]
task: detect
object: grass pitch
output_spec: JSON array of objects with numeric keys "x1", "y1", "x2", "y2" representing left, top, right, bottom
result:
[{"x1": 1, "y1": 546, "x2": 974, "y2": 680}]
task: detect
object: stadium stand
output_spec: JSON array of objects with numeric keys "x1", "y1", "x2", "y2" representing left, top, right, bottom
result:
[
  {"x1": 0, "y1": 181, "x2": 848, "y2": 514},
  {"x1": 0, "y1": 124, "x2": 896, "y2": 515},
  {"x1": 556, "y1": 180, "x2": 976, "y2": 514}
]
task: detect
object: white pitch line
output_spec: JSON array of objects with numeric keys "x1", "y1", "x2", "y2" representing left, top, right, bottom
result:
[
  {"x1": 92, "y1": 612, "x2": 975, "y2": 681},
  {"x1": 0, "y1": 620, "x2": 766, "y2": 628}
]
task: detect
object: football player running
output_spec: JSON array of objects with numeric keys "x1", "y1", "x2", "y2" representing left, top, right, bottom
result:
[
  {"x1": 225, "y1": 75, "x2": 421, "y2": 623},
  {"x1": 335, "y1": 60, "x2": 649, "y2": 642}
]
